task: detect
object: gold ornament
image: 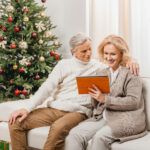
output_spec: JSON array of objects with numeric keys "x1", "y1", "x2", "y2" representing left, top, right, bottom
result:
[
  {"x1": 23, "y1": 16, "x2": 29, "y2": 22},
  {"x1": 39, "y1": 56, "x2": 45, "y2": 62},
  {"x1": 39, "y1": 39, "x2": 43, "y2": 44},
  {"x1": 13, "y1": 64, "x2": 18, "y2": 70}
]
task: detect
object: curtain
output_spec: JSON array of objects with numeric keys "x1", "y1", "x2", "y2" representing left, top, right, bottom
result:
[
  {"x1": 90, "y1": 0, "x2": 119, "y2": 58},
  {"x1": 91, "y1": 0, "x2": 150, "y2": 77},
  {"x1": 130, "y1": 0, "x2": 150, "y2": 77}
]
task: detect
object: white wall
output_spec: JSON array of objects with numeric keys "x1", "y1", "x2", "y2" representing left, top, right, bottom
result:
[{"x1": 35, "y1": 0, "x2": 89, "y2": 58}]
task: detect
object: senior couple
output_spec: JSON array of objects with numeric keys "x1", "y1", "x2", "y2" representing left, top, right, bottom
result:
[{"x1": 9, "y1": 33, "x2": 146, "y2": 150}]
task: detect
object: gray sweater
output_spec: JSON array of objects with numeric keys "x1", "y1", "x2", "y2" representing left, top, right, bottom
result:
[{"x1": 93, "y1": 67, "x2": 147, "y2": 142}]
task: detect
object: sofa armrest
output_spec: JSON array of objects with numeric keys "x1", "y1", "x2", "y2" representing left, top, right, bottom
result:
[{"x1": 0, "y1": 99, "x2": 31, "y2": 122}]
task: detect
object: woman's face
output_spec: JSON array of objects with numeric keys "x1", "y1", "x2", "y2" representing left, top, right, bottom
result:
[
  {"x1": 103, "y1": 44, "x2": 122, "y2": 71},
  {"x1": 74, "y1": 40, "x2": 92, "y2": 62}
]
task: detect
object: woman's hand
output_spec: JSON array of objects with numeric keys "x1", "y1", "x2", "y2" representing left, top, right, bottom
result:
[{"x1": 88, "y1": 84, "x2": 105, "y2": 103}]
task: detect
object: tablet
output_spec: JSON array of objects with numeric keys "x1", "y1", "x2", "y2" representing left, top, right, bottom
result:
[{"x1": 76, "y1": 76, "x2": 110, "y2": 94}]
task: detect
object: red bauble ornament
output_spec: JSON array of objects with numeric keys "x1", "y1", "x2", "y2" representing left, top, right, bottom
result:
[
  {"x1": 8, "y1": 16, "x2": 13, "y2": 23},
  {"x1": 27, "y1": 62, "x2": 31, "y2": 67},
  {"x1": 2, "y1": 26, "x2": 7, "y2": 32},
  {"x1": 19, "y1": 67, "x2": 25, "y2": 73},
  {"x1": 0, "y1": 68, "x2": 4, "y2": 74},
  {"x1": 10, "y1": 43, "x2": 17, "y2": 49},
  {"x1": 41, "y1": 0, "x2": 46, "y2": 2},
  {"x1": 23, "y1": 7, "x2": 29, "y2": 13},
  {"x1": 50, "y1": 51, "x2": 55, "y2": 56},
  {"x1": 14, "y1": 89, "x2": 20, "y2": 96},
  {"x1": 10, "y1": 79, "x2": 14, "y2": 84},
  {"x1": 31, "y1": 32, "x2": 37, "y2": 38},
  {"x1": 21, "y1": 89, "x2": 28, "y2": 96},
  {"x1": 35, "y1": 74, "x2": 40, "y2": 80},
  {"x1": 0, "y1": 36, "x2": 4, "y2": 42},
  {"x1": 50, "y1": 51, "x2": 60, "y2": 60},
  {"x1": 54, "y1": 53, "x2": 60, "y2": 60},
  {"x1": 14, "y1": 26, "x2": 20, "y2": 32}
]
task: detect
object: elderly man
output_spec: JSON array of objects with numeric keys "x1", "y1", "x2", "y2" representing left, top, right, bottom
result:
[{"x1": 9, "y1": 33, "x2": 138, "y2": 150}]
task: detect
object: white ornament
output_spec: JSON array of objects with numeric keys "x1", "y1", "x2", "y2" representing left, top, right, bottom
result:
[
  {"x1": 19, "y1": 41, "x2": 28, "y2": 49},
  {"x1": 4, "y1": 14, "x2": 8, "y2": 17},
  {"x1": 1, "y1": 5, "x2": 4, "y2": 9},
  {"x1": 35, "y1": 21, "x2": 46, "y2": 32},
  {"x1": 54, "y1": 40, "x2": 59, "y2": 46},
  {"x1": 44, "y1": 31, "x2": 52, "y2": 38},
  {"x1": 40, "y1": 11, "x2": 46, "y2": 17},
  {"x1": 0, "y1": 40, "x2": 7, "y2": 49},
  {"x1": 39, "y1": 39, "x2": 43, "y2": 44},
  {"x1": 28, "y1": 56, "x2": 34, "y2": 61},
  {"x1": 6, "y1": 4, "x2": 14, "y2": 13},
  {"x1": 19, "y1": 57, "x2": 29, "y2": 65},
  {"x1": 23, "y1": 16, "x2": 29, "y2": 22},
  {"x1": 39, "y1": 56, "x2": 45, "y2": 62}
]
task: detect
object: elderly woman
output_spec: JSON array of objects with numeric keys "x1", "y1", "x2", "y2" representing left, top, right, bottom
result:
[
  {"x1": 87, "y1": 35, "x2": 147, "y2": 150},
  {"x1": 65, "y1": 35, "x2": 146, "y2": 150}
]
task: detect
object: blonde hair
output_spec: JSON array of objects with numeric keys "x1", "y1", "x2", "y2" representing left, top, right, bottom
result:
[
  {"x1": 98, "y1": 35, "x2": 130, "y2": 66},
  {"x1": 69, "y1": 33, "x2": 91, "y2": 54}
]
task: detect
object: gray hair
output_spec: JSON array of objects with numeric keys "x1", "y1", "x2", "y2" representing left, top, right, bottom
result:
[{"x1": 69, "y1": 33, "x2": 91, "y2": 54}]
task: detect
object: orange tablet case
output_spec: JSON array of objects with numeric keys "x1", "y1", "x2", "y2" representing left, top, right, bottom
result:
[{"x1": 76, "y1": 76, "x2": 110, "y2": 94}]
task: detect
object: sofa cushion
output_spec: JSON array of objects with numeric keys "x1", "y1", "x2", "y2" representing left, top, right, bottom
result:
[
  {"x1": 0, "y1": 122, "x2": 10, "y2": 142},
  {"x1": 142, "y1": 77, "x2": 150, "y2": 130},
  {"x1": 0, "y1": 99, "x2": 30, "y2": 121},
  {"x1": 112, "y1": 132, "x2": 150, "y2": 150},
  {"x1": 28, "y1": 126, "x2": 49, "y2": 149}
]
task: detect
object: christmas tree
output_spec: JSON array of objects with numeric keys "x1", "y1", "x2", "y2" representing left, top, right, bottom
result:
[{"x1": 0, "y1": 0, "x2": 61, "y2": 101}]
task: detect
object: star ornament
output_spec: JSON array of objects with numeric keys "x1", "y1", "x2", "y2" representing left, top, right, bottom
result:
[{"x1": 35, "y1": 21, "x2": 46, "y2": 32}]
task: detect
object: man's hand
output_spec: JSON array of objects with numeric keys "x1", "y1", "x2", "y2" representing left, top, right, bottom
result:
[
  {"x1": 126, "y1": 60, "x2": 139, "y2": 76},
  {"x1": 9, "y1": 108, "x2": 29, "y2": 125}
]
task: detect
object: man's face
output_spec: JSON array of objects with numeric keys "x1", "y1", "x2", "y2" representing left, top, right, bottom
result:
[{"x1": 73, "y1": 40, "x2": 92, "y2": 62}]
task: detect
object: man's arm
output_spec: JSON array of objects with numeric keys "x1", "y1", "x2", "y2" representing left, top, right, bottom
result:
[
  {"x1": 9, "y1": 60, "x2": 64, "y2": 124},
  {"x1": 99, "y1": 57, "x2": 139, "y2": 76},
  {"x1": 123, "y1": 56, "x2": 139, "y2": 76},
  {"x1": 126, "y1": 59, "x2": 139, "y2": 76},
  {"x1": 25, "y1": 60, "x2": 64, "y2": 112}
]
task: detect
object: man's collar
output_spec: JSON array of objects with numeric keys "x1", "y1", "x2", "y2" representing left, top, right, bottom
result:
[{"x1": 73, "y1": 56, "x2": 91, "y2": 65}]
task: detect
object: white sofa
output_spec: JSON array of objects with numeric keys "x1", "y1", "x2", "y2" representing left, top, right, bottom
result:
[{"x1": 0, "y1": 77, "x2": 150, "y2": 150}]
